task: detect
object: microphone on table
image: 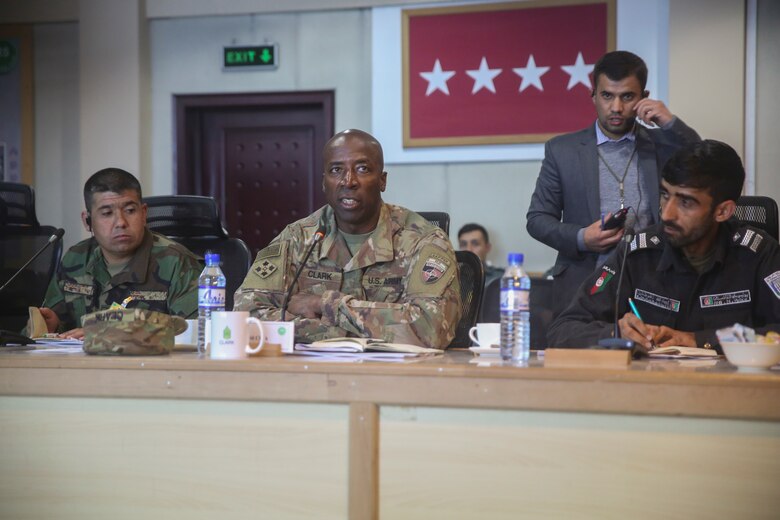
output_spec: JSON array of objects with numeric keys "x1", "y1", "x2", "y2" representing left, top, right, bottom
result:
[
  {"x1": 597, "y1": 221, "x2": 641, "y2": 352},
  {"x1": 280, "y1": 225, "x2": 326, "y2": 322},
  {"x1": 0, "y1": 228, "x2": 65, "y2": 294},
  {"x1": 0, "y1": 228, "x2": 64, "y2": 346}
]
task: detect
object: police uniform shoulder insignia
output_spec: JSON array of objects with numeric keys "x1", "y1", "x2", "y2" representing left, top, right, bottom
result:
[
  {"x1": 734, "y1": 227, "x2": 764, "y2": 253},
  {"x1": 629, "y1": 232, "x2": 658, "y2": 253}
]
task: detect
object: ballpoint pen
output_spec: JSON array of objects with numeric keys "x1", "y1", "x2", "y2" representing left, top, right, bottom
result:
[{"x1": 628, "y1": 297, "x2": 656, "y2": 349}]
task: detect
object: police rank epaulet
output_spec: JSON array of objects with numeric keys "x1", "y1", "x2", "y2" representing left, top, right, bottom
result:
[
  {"x1": 628, "y1": 231, "x2": 662, "y2": 253},
  {"x1": 732, "y1": 227, "x2": 766, "y2": 253}
]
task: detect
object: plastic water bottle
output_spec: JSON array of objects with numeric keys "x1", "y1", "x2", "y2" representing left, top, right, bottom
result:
[
  {"x1": 500, "y1": 253, "x2": 531, "y2": 364},
  {"x1": 197, "y1": 252, "x2": 226, "y2": 354}
]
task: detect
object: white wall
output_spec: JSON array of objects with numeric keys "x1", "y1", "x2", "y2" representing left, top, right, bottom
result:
[
  {"x1": 27, "y1": 0, "x2": 780, "y2": 266},
  {"x1": 33, "y1": 23, "x2": 82, "y2": 247},
  {"x1": 149, "y1": 10, "x2": 371, "y2": 195}
]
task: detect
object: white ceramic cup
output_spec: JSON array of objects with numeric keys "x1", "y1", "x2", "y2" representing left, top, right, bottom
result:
[
  {"x1": 175, "y1": 319, "x2": 198, "y2": 347},
  {"x1": 209, "y1": 311, "x2": 265, "y2": 359},
  {"x1": 468, "y1": 322, "x2": 500, "y2": 348},
  {"x1": 257, "y1": 321, "x2": 295, "y2": 353}
]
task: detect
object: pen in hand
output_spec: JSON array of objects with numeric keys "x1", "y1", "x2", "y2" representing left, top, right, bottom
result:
[{"x1": 628, "y1": 297, "x2": 656, "y2": 349}]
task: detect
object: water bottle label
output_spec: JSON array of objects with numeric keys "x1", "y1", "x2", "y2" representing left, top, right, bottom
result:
[
  {"x1": 500, "y1": 288, "x2": 529, "y2": 311},
  {"x1": 198, "y1": 287, "x2": 226, "y2": 308}
]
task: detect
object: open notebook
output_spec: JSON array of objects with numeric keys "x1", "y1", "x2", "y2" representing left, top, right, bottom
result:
[
  {"x1": 648, "y1": 346, "x2": 718, "y2": 359},
  {"x1": 295, "y1": 337, "x2": 442, "y2": 358}
]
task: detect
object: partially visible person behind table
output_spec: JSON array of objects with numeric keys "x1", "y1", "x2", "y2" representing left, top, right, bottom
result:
[
  {"x1": 526, "y1": 50, "x2": 700, "y2": 317},
  {"x1": 234, "y1": 129, "x2": 462, "y2": 349},
  {"x1": 457, "y1": 223, "x2": 504, "y2": 288},
  {"x1": 547, "y1": 140, "x2": 780, "y2": 352},
  {"x1": 36, "y1": 168, "x2": 201, "y2": 339}
]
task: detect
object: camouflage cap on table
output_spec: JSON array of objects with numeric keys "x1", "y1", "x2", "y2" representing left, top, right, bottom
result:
[{"x1": 82, "y1": 308, "x2": 187, "y2": 355}]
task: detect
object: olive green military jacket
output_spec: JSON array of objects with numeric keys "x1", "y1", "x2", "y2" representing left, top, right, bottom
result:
[
  {"x1": 42, "y1": 229, "x2": 201, "y2": 331},
  {"x1": 234, "y1": 204, "x2": 462, "y2": 349}
]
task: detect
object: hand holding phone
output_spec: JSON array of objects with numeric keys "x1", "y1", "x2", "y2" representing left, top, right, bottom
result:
[{"x1": 601, "y1": 207, "x2": 630, "y2": 230}]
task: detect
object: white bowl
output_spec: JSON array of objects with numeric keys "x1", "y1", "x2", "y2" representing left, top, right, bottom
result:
[{"x1": 721, "y1": 341, "x2": 780, "y2": 371}]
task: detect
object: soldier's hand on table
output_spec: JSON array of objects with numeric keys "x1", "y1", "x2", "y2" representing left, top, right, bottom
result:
[
  {"x1": 39, "y1": 307, "x2": 61, "y2": 333},
  {"x1": 287, "y1": 293, "x2": 323, "y2": 319},
  {"x1": 651, "y1": 326, "x2": 696, "y2": 348},
  {"x1": 583, "y1": 217, "x2": 624, "y2": 253},
  {"x1": 59, "y1": 328, "x2": 85, "y2": 340},
  {"x1": 618, "y1": 312, "x2": 657, "y2": 350}
]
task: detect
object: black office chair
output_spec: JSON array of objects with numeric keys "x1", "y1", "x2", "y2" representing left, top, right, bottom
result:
[
  {"x1": 417, "y1": 211, "x2": 450, "y2": 235},
  {"x1": 0, "y1": 225, "x2": 64, "y2": 331},
  {"x1": 480, "y1": 275, "x2": 553, "y2": 350},
  {"x1": 143, "y1": 195, "x2": 252, "y2": 310},
  {"x1": 0, "y1": 181, "x2": 40, "y2": 227},
  {"x1": 447, "y1": 250, "x2": 484, "y2": 348},
  {"x1": 735, "y1": 196, "x2": 778, "y2": 241}
]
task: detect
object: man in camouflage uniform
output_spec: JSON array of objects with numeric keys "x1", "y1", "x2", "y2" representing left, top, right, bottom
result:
[
  {"x1": 234, "y1": 129, "x2": 462, "y2": 349},
  {"x1": 37, "y1": 168, "x2": 201, "y2": 338}
]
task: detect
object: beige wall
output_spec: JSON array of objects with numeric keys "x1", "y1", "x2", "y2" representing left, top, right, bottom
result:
[
  {"x1": 755, "y1": 0, "x2": 780, "y2": 198},
  {"x1": 19, "y1": 0, "x2": 780, "y2": 269}
]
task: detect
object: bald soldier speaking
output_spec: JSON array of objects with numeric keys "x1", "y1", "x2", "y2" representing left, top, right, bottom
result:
[{"x1": 234, "y1": 129, "x2": 462, "y2": 349}]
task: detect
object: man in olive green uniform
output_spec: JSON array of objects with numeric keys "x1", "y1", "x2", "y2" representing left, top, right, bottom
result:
[
  {"x1": 38, "y1": 168, "x2": 201, "y2": 338},
  {"x1": 234, "y1": 129, "x2": 462, "y2": 349}
]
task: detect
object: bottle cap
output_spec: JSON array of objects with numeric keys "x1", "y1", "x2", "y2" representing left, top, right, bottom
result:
[
  {"x1": 507, "y1": 253, "x2": 524, "y2": 265},
  {"x1": 205, "y1": 253, "x2": 221, "y2": 266}
]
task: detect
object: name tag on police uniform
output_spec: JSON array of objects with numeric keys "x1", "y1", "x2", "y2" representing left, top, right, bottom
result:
[{"x1": 699, "y1": 290, "x2": 751, "y2": 308}]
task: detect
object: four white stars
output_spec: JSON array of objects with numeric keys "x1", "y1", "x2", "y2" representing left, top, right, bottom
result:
[{"x1": 419, "y1": 52, "x2": 594, "y2": 96}]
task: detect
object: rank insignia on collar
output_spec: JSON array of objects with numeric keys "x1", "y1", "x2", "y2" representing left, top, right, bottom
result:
[
  {"x1": 422, "y1": 256, "x2": 448, "y2": 284},
  {"x1": 254, "y1": 259, "x2": 278, "y2": 279}
]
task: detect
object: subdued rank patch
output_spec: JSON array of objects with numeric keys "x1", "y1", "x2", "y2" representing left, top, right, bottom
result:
[
  {"x1": 634, "y1": 288, "x2": 680, "y2": 312},
  {"x1": 700, "y1": 290, "x2": 751, "y2": 308},
  {"x1": 254, "y1": 259, "x2": 277, "y2": 279},
  {"x1": 422, "y1": 256, "x2": 448, "y2": 284},
  {"x1": 63, "y1": 281, "x2": 94, "y2": 296},
  {"x1": 589, "y1": 265, "x2": 615, "y2": 295},
  {"x1": 765, "y1": 271, "x2": 780, "y2": 300},
  {"x1": 128, "y1": 290, "x2": 167, "y2": 301}
]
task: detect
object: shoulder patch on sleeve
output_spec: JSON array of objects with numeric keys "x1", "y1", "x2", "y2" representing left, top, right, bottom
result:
[
  {"x1": 732, "y1": 228, "x2": 765, "y2": 253},
  {"x1": 764, "y1": 270, "x2": 780, "y2": 300},
  {"x1": 407, "y1": 243, "x2": 457, "y2": 296},
  {"x1": 244, "y1": 242, "x2": 287, "y2": 289}
]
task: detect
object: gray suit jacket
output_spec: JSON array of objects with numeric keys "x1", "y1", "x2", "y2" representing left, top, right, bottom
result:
[{"x1": 526, "y1": 118, "x2": 700, "y2": 316}]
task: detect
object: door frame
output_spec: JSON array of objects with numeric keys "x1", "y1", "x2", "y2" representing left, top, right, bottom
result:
[{"x1": 174, "y1": 90, "x2": 335, "y2": 195}]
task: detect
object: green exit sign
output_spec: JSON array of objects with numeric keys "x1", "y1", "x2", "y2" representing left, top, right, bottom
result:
[{"x1": 223, "y1": 45, "x2": 278, "y2": 70}]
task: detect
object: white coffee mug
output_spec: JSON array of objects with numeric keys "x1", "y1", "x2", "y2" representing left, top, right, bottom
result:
[
  {"x1": 209, "y1": 311, "x2": 265, "y2": 360},
  {"x1": 257, "y1": 321, "x2": 295, "y2": 353},
  {"x1": 468, "y1": 322, "x2": 500, "y2": 348},
  {"x1": 174, "y1": 319, "x2": 198, "y2": 348}
]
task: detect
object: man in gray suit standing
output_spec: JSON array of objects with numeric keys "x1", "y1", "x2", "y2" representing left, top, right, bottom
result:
[{"x1": 526, "y1": 51, "x2": 700, "y2": 316}]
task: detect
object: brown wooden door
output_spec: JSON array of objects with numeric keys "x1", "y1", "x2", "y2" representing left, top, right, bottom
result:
[{"x1": 175, "y1": 91, "x2": 334, "y2": 255}]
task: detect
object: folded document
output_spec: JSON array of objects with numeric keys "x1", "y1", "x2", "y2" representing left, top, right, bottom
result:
[{"x1": 648, "y1": 346, "x2": 718, "y2": 359}]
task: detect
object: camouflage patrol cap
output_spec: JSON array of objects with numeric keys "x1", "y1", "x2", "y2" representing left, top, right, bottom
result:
[{"x1": 81, "y1": 308, "x2": 187, "y2": 355}]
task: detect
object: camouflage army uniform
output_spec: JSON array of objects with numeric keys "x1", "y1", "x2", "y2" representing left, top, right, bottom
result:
[
  {"x1": 234, "y1": 204, "x2": 462, "y2": 349},
  {"x1": 42, "y1": 229, "x2": 201, "y2": 331}
]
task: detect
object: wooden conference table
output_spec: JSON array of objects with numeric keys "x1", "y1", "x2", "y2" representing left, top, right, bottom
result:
[{"x1": 1, "y1": 347, "x2": 779, "y2": 520}]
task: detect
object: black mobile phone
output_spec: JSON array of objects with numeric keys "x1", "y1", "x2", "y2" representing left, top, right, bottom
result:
[{"x1": 601, "y1": 207, "x2": 630, "y2": 230}]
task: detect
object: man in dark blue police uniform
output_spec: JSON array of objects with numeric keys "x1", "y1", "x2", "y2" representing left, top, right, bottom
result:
[{"x1": 548, "y1": 140, "x2": 780, "y2": 352}]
